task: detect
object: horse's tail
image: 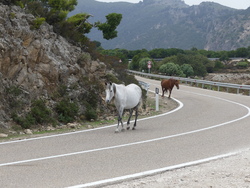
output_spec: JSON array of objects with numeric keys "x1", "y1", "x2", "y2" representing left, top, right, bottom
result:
[{"x1": 137, "y1": 96, "x2": 143, "y2": 112}]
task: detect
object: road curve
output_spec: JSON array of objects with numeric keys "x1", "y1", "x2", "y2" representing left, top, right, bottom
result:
[{"x1": 1, "y1": 76, "x2": 250, "y2": 188}]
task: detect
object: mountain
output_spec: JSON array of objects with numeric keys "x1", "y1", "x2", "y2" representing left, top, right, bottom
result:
[{"x1": 69, "y1": 0, "x2": 250, "y2": 51}]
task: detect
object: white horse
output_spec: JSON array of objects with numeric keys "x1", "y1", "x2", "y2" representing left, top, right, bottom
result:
[{"x1": 105, "y1": 82, "x2": 142, "y2": 133}]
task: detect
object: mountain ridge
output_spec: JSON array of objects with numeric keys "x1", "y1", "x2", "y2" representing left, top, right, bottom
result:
[{"x1": 69, "y1": 0, "x2": 250, "y2": 51}]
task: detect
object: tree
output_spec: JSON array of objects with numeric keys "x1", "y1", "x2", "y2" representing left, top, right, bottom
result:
[
  {"x1": 180, "y1": 64, "x2": 194, "y2": 77},
  {"x1": 95, "y1": 13, "x2": 122, "y2": 40},
  {"x1": 139, "y1": 57, "x2": 153, "y2": 72},
  {"x1": 67, "y1": 13, "x2": 93, "y2": 34},
  {"x1": 128, "y1": 51, "x2": 150, "y2": 71},
  {"x1": 159, "y1": 62, "x2": 184, "y2": 76}
]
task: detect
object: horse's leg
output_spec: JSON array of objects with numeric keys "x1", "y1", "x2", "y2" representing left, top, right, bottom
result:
[
  {"x1": 162, "y1": 88, "x2": 165, "y2": 97},
  {"x1": 168, "y1": 89, "x2": 172, "y2": 98},
  {"x1": 127, "y1": 109, "x2": 133, "y2": 130},
  {"x1": 132, "y1": 106, "x2": 138, "y2": 130},
  {"x1": 116, "y1": 108, "x2": 124, "y2": 133}
]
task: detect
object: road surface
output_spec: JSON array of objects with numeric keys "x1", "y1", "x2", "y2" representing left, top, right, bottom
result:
[{"x1": 1, "y1": 76, "x2": 250, "y2": 188}]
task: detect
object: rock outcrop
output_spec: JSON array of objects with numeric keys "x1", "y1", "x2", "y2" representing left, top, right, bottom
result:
[{"x1": 0, "y1": 4, "x2": 107, "y2": 129}]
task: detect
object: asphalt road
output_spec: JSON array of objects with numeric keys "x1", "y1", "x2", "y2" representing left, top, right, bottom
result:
[{"x1": 1, "y1": 76, "x2": 250, "y2": 188}]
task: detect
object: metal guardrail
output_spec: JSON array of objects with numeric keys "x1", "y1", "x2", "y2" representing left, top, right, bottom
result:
[
  {"x1": 138, "y1": 81, "x2": 150, "y2": 95},
  {"x1": 128, "y1": 70, "x2": 250, "y2": 96}
]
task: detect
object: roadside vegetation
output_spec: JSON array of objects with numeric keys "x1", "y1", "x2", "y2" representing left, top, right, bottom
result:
[{"x1": 100, "y1": 47, "x2": 250, "y2": 78}]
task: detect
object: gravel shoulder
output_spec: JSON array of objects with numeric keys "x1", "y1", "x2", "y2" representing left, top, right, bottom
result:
[{"x1": 104, "y1": 149, "x2": 250, "y2": 188}]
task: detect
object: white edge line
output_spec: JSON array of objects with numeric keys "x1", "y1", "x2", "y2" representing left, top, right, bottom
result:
[
  {"x1": 0, "y1": 95, "x2": 249, "y2": 167},
  {"x1": 0, "y1": 90, "x2": 183, "y2": 145},
  {"x1": 66, "y1": 151, "x2": 243, "y2": 188},
  {"x1": 1, "y1": 86, "x2": 250, "y2": 186}
]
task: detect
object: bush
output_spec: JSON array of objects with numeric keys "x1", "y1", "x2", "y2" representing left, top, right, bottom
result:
[
  {"x1": 85, "y1": 105, "x2": 97, "y2": 121},
  {"x1": 236, "y1": 61, "x2": 249, "y2": 69},
  {"x1": 30, "y1": 100, "x2": 53, "y2": 124},
  {"x1": 12, "y1": 100, "x2": 54, "y2": 129},
  {"x1": 31, "y1": 17, "x2": 45, "y2": 30},
  {"x1": 55, "y1": 99, "x2": 79, "y2": 123},
  {"x1": 77, "y1": 53, "x2": 91, "y2": 67},
  {"x1": 159, "y1": 62, "x2": 184, "y2": 77},
  {"x1": 180, "y1": 64, "x2": 194, "y2": 77}
]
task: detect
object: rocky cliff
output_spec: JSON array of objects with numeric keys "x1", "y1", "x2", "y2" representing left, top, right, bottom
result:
[{"x1": 0, "y1": 4, "x2": 107, "y2": 129}]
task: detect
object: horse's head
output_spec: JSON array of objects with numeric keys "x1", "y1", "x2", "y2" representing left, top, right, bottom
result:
[
  {"x1": 175, "y1": 80, "x2": 180, "y2": 89},
  {"x1": 105, "y1": 82, "x2": 116, "y2": 103}
]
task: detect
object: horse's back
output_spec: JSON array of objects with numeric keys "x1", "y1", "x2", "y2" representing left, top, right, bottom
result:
[
  {"x1": 161, "y1": 79, "x2": 170, "y2": 89},
  {"x1": 124, "y1": 84, "x2": 142, "y2": 109}
]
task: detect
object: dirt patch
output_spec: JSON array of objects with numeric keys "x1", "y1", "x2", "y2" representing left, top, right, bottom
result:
[{"x1": 205, "y1": 73, "x2": 250, "y2": 85}]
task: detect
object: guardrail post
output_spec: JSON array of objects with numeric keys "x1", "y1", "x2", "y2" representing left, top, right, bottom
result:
[{"x1": 237, "y1": 88, "x2": 239, "y2": 94}]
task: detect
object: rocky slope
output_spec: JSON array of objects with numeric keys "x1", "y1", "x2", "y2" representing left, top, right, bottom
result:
[{"x1": 0, "y1": 4, "x2": 107, "y2": 129}]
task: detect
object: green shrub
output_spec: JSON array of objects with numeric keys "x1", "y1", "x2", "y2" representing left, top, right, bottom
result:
[
  {"x1": 30, "y1": 100, "x2": 52, "y2": 124},
  {"x1": 12, "y1": 100, "x2": 54, "y2": 129},
  {"x1": 55, "y1": 99, "x2": 79, "y2": 123},
  {"x1": 6, "y1": 86, "x2": 22, "y2": 96},
  {"x1": 10, "y1": 12, "x2": 16, "y2": 19},
  {"x1": 12, "y1": 113, "x2": 35, "y2": 129},
  {"x1": 31, "y1": 17, "x2": 46, "y2": 30},
  {"x1": 77, "y1": 53, "x2": 91, "y2": 66},
  {"x1": 105, "y1": 73, "x2": 120, "y2": 84},
  {"x1": 236, "y1": 61, "x2": 248, "y2": 69},
  {"x1": 85, "y1": 105, "x2": 97, "y2": 121}
]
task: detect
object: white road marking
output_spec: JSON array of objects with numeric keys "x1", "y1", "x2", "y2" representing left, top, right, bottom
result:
[
  {"x1": 66, "y1": 150, "x2": 243, "y2": 188},
  {"x1": 1, "y1": 83, "x2": 250, "y2": 187},
  {"x1": 0, "y1": 93, "x2": 249, "y2": 168}
]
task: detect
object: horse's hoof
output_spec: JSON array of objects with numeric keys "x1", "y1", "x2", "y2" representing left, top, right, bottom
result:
[
  {"x1": 121, "y1": 128, "x2": 125, "y2": 132},
  {"x1": 132, "y1": 127, "x2": 136, "y2": 130},
  {"x1": 115, "y1": 129, "x2": 119, "y2": 133},
  {"x1": 127, "y1": 127, "x2": 130, "y2": 130}
]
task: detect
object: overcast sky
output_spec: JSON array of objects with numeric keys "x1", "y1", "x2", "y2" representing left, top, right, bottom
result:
[{"x1": 96, "y1": 0, "x2": 250, "y2": 10}]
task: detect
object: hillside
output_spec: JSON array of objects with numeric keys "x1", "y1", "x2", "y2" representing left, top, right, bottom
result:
[
  {"x1": 0, "y1": 4, "x2": 108, "y2": 131},
  {"x1": 69, "y1": 0, "x2": 250, "y2": 51}
]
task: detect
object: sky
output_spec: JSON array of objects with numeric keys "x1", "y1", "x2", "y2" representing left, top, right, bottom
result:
[{"x1": 96, "y1": 0, "x2": 250, "y2": 10}]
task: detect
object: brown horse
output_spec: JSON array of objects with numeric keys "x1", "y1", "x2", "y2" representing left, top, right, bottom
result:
[{"x1": 161, "y1": 79, "x2": 180, "y2": 98}]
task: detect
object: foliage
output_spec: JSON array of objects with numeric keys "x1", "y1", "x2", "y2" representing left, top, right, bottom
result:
[
  {"x1": 128, "y1": 51, "x2": 150, "y2": 71},
  {"x1": 236, "y1": 61, "x2": 249, "y2": 69},
  {"x1": 95, "y1": 13, "x2": 122, "y2": 40},
  {"x1": 159, "y1": 62, "x2": 184, "y2": 77},
  {"x1": 3, "y1": 0, "x2": 122, "y2": 50},
  {"x1": 12, "y1": 100, "x2": 54, "y2": 129},
  {"x1": 6, "y1": 86, "x2": 22, "y2": 96},
  {"x1": 55, "y1": 99, "x2": 79, "y2": 123},
  {"x1": 30, "y1": 100, "x2": 53, "y2": 124},
  {"x1": 84, "y1": 105, "x2": 97, "y2": 121},
  {"x1": 214, "y1": 60, "x2": 225, "y2": 71},
  {"x1": 67, "y1": 13, "x2": 93, "y2": 34},
  {"x1": 77, "y1": 53, "x2": 91, "y2": 67},
  {"x1": 31, "y1": 17, "x2": 46, "y2": 29},
  {"x1": 138, "y1": 57, "x2": 154, "y2": 72},
  {"x1": 180, "y1": 64, "x2": 194, "y2": 77}
]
